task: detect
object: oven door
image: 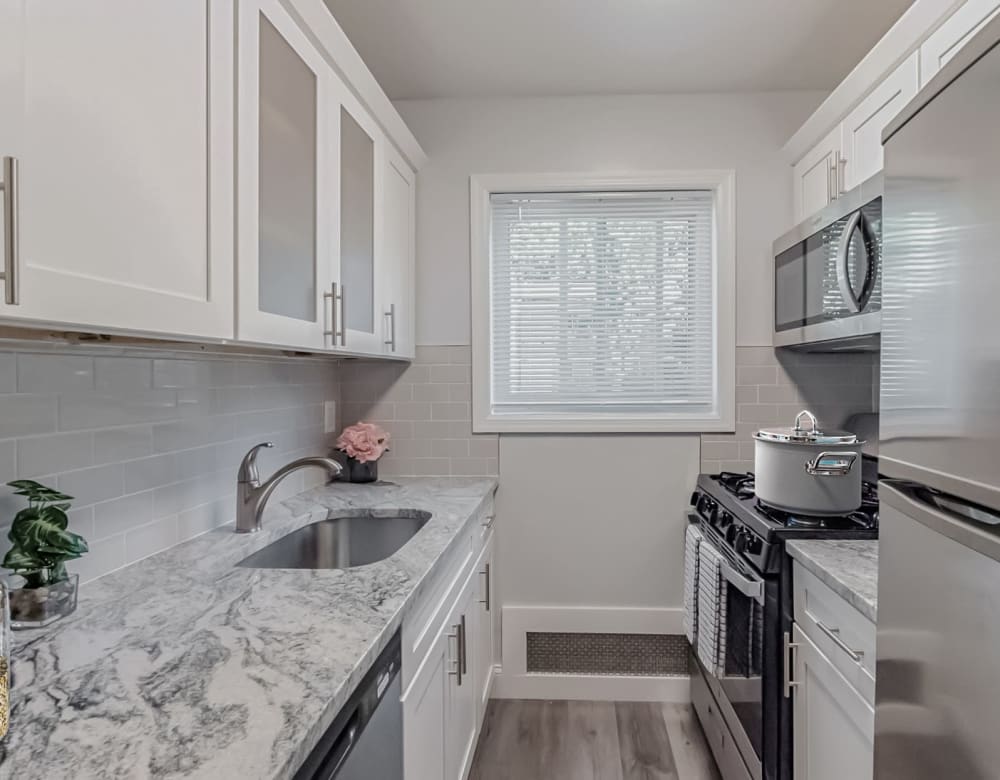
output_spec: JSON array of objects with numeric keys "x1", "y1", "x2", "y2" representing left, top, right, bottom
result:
[
  {"x1": 696, "y1": 528, "x2": 769, "y2": 780},
  {"x1": 717, "y1": 556, "x2": 766, "y2": 777}
]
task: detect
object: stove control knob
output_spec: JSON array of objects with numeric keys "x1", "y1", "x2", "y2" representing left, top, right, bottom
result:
[
  {"x1": 734, "y1": 528, "x2": 749, "y2": 554},
  {"x1": 725, "y1": 523, "x2": 738, "y2": 544},
  {"x1": 718, "y1": 511, "x2": 733, "y2": 529},
  {"x1": 746, "y1": 534, "x2": 763, "y2": 556},
  {"x1": 690, "y1": 491, "x2": 700, "y2": 507}
]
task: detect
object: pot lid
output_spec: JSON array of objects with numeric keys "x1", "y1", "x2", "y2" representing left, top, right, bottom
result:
[{"x1": 754, "y1": 409, "x2": 860, "y2": 445}]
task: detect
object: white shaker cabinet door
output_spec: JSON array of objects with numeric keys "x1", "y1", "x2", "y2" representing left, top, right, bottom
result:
[
  {"x1": 380, "y1": 144, "x2": 417, "y2": 359},
  {"x1": 791, "y1": 126, "x2": 842, "y2": 223},
  {"x1": 921, "y1": 0, "x2": 1000, "y2": 85},
  {"x1": 0, "y1": 0, "x2": 234, "y2": 339},
  {"x1": 445, "y1": 570, "x2": 479, "y2": 780},
  {"x1": 792, "y1": 624, "x2": 874, "y2": 780},
  {"x1": 841, "y1": 52, "x2": 919, "y2": 191},
  {"x1": 403, "y1": 626, "x2": 449, "y2": 780}
]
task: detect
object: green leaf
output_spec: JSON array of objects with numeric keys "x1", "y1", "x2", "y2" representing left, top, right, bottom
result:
[
  {"x1": 1, "y1": 547, "x2": 46, "y2": 573},
  {"x1": 8, "y1": 507, "x2": 87, "y2": 558},
  {"x1": 6, "y1": 479, "x2": 73, "y2": 503}
]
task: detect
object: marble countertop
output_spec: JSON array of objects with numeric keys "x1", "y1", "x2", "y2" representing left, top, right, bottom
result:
[
  {"x1": 0, "y1": 477, "x2": 497, "y2": 780},
  {"x1": 786, "y1": 539, "x2": 879, "y2": 623}
]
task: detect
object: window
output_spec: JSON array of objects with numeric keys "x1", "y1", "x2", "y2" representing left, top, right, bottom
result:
[{"x1": 471, "y1": 172, "x2": 735, "y2": 433}]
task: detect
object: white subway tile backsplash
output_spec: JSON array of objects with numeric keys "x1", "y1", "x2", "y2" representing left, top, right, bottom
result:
[
  {"x1": 94, "y1": 357, "x2": 152, "y2": 391},
  {"x1": 59, "y1": 390, "x2": 180, "y2": 430},
  {"x1": 93, "y1": 491, "x2": 155, "y2": 539},
  {"x1": 339, "y1": 346, "x2": 498, "y2": 478},
  {"x1": 0, "y1": 347, "x2": 340, "y2": 583},
  {"x1": 701, "y1": 347, "x2": 877, "y2": 473},
  {"x1": 0, "y1": 354, "x2": 15, "y2": 394},
  {"x1": 124, "y1": 515, "x2": 179, "y2": 561},
  {"x1": 17, "y1": 432, "x2": 94, "y2": 477},
  {"x1": 57, "y1": 463, "x2": 124, "y2": 506},
  {"x1": 93, "y1": 426, "x2": 153, "y2": 464},
  {"x1": 17, "y1": 354, "x2": 94, "y2": 393},
  {"x1": 0, "y1": 395, "x2": 58, "y2": 438}
]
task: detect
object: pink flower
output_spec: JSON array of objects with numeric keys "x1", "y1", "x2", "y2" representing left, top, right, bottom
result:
[{"x1": 336, "y1": 422, "x2": 391, "y2": 463}]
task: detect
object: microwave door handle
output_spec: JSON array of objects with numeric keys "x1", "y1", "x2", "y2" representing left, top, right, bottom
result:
[{"x1": 836, "y1": 209, "x2": 864, "y2": 313}]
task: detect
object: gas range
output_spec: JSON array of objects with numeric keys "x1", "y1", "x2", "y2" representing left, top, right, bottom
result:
[{"x1": 690, "y1": 471, "x2": 879, "y2": 574}]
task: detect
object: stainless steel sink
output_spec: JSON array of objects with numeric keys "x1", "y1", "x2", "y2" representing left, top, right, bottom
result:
[{"x1": 236, "y1": 509, "x2": 432, "y2": 570}]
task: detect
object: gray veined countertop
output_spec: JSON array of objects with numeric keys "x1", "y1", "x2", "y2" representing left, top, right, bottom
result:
[
  {"x1": 786, "y1": 539, "x2": 879, "y2": 623},
  {"x1": 0, "y1": 477, "x2": 497, "y2": 780}
]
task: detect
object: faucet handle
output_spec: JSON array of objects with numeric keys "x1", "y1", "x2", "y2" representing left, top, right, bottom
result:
[{"x1": 238, "y1": 442, "x2": 274, "y2": 486}]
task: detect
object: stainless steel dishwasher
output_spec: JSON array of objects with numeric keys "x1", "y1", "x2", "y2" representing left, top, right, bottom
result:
[{"x1": 294, "y1": 631, "x2": 403, "y2": 780}]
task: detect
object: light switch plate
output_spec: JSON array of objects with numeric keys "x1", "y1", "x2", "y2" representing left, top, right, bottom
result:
[{"x1": 324, "y1": 401, "x2": 337, "y2": 433}]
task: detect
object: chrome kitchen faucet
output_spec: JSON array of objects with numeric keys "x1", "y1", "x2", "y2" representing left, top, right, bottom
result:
[{"x1": 236, "y1": 443, "x2": 342, "y2": 533}]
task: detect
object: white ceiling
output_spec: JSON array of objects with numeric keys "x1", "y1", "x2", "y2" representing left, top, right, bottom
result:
[{"x1": 324, "y1": 0, "x2": 914, "y2": 100}]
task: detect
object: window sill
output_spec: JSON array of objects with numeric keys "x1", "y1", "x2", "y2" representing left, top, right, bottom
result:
[{"x1": 472, "y1": 413, "x2": 736, "y2": 434}]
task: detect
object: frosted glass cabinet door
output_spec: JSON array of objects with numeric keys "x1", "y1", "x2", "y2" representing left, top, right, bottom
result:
[
  {"x1": 380, "y1": 144, "x2": 417, "y2": 358},
  {"x1": 0, "y1": 0, "x2": 234, "y2": 339},
  {"x1": 335, "y1": 87, "x2": 385, "y2": 354},
  {"x1": 236, "y1": 0, "x2": 331, "y2": 349}
]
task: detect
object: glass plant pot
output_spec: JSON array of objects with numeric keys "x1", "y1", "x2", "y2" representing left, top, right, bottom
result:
[{"x1": 6, "y1": 574, "x2": 79, "y2": 630}]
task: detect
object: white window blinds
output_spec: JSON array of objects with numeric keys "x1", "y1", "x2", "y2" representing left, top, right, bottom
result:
[{"x1": 488, "y1": 190, "x2": 717, "y2": 418}]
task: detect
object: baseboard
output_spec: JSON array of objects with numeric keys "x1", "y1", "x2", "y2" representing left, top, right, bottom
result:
[{"x1": 492, "y1": 671, "x2": 691, "y2": 702}]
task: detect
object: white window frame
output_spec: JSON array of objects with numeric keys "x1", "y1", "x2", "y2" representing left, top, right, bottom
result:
[{"x1": 470, "y1": 170, "x2": 736, "y2": 434}]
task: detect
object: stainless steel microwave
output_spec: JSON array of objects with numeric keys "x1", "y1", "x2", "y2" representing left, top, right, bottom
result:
[{"x1": 772, "y1": 173, "x2": 883, "y2": 351}]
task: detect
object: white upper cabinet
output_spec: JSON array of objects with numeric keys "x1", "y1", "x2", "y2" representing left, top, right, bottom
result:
[
  {"x1": 380, "y1": 144, "x2": 417, "y2": 359},
  {"x1": 236, "y1": 0, "x2": 333, "y2": 349},
  {"x1": 921, "y1": 0, "x2": 1000, "y2": 84},
  {"x1": 0, "y1": 0, "x2": 234, "y2": 339},
  {"x1": 334, "y1": 85, "x2": 387, "y2": 354},
  {"x1": 792, "y1": 126, "x2": 842, "y2": 224},
  {"x1": 841, "y1": 52, "x2": 919, "y2": 191}
]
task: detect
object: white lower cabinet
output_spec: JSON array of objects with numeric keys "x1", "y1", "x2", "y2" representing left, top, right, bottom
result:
[
  {"x1": 403, "y1": 524, "x2": 496, "y2": 780},
  {"x1": 792, "y1": 625, "x2": 875, "y2": 780}
]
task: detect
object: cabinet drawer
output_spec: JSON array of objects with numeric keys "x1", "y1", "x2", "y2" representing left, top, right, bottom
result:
[{"x1": 793, "y1": 562, "x2": 876, "y2": 704}]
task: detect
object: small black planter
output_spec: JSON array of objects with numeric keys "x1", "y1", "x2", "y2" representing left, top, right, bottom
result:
[{"x1": 344, "y1": 456, "x2": 378, "y2": 483}]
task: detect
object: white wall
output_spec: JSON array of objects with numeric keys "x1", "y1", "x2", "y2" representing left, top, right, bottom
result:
[
  {"x1": 396, "y1": 91, "x2": 824, "y2": 348},
  {"x1": 395, "y1": 93, "x2": 825, "y2": 667}
]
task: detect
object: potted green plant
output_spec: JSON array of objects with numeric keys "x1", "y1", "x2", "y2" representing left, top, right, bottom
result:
[{"x1": 2, "y1": 480, "x2": 88, "y2": 629}]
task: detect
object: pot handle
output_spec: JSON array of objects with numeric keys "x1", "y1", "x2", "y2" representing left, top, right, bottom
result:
[{"x1": 805, "y1": 451, "x2": 857, "y2": 477}]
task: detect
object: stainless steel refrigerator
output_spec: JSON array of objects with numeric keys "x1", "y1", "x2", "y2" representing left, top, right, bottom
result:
[{"x1": 876, "y1": 15, "x2": 1000, "y2": 780}]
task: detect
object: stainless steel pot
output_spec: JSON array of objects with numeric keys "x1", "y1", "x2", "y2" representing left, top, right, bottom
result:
[{"x1": 753, "y1": 410, "x2": 864, "y2": 515}]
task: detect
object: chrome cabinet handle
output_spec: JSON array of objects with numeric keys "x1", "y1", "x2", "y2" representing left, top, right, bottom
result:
[
  {"x1": 837, "y1": 153, "x2": 848, "y2": 195},
  {"x1": 784, "y1": 630, "x2": 800, "y2": 698},
  {"x1": 828, "y1": 157, "x2": 836, "y2": 203},
  {"x1": 0, "y1": 157, "x2": 19, "y2": 306},
  {"x1": 447, "y1": 624, "x2": 462, "y2": 684},
  {"x1": 384, "y1": 303, "x2": 396, "y2": 352},
  {"x1": 481, "y1": 514, "x2": 495, "y2": 529},
  {"x1": 805, "y1": 451, "x2": 857, "y2": 477},
  {"x1": 479, "y1": 563, "x2": 491, "y2": 612},
  {"x1": 817, "y1": 621, "x2": 864, "y2": 662},
  {"x1": 323, "y1": 282, "x2": 346, "y2": 346},
  {"x1": 459, "y1": 614, "x2": 467, "y2": 677}
]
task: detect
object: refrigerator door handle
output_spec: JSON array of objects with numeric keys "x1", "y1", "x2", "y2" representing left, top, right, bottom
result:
[{"x1": 881, "y1": 480, "x2": 1000, "y2": 564}]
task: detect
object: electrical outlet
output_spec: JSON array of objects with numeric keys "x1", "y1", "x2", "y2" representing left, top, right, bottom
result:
[{"x1": 324, "y1": 401, "x2": 337, "y2": 433}]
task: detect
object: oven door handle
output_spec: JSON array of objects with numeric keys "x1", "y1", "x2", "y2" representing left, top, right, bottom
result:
[{"x1": 719, "y1": 559, "x2": 764, "y2": 605}]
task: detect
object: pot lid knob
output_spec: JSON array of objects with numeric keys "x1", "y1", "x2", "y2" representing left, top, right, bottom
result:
[{"x1": 793, "y1": 410, "x2": 819, "y2": 434}]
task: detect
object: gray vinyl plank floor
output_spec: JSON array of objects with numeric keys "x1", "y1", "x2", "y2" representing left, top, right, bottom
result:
[{"x1": 469, "y1": 700, "x2": 722, "y2": 780}]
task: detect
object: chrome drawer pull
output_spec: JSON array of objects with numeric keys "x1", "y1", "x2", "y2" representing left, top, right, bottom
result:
[
  {"x1": 783, "y1": 631, "x2": 799, "y2": 698},
  {"x1": 817, "y1": 621, "x2": 864, "y2": 662}
]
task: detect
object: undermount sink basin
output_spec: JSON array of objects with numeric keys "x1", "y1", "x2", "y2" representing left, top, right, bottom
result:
[{"x1": 236, "y1": 509, "x2": 432, "y2": 570}]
